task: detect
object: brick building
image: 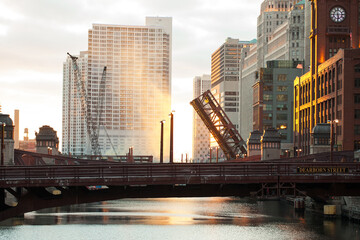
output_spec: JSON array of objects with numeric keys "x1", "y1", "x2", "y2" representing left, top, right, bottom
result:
[{"x1": 294, "y1": 0, "x2": 360, "y2": 154}]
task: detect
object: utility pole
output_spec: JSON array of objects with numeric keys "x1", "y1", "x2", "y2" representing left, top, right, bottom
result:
[
  {"x1": 1, "y1": 123, "x2": 5, "y2": 166},
  {"x1": 160, "y1": 120, "x2": 165, "y2": 164},
  {"x1": 169, "y1": 111, "x2": 174, "y2": 163}
]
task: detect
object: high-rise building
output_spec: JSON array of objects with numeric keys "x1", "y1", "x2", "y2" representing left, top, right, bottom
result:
[
  {"x1": 253, "y1": 60, "x2": 302, "y2": 153},
  {"x1": 239, "y1": 43, "x2": 258, "y2": 140},
  {"x1": 192, "y1": 75, "x2": 211, "y2": 162},
  {"x1": 239, "y1": 0, "x2": 306, "y2": 143},
  {"x1": 257, "y1": 0, "x2": 303, "y2": 68},
  {"x1": 294, "y1": 0, "x2": 360, "y2": 154},
  {"x1": 62, "y1": 17, "x2": 172, "y2": 160},
  {"x1": 62, "y1": 51, "x2": 88, "y2": 155},
  {"x1": 211, "y1": 38, "x2": 255, "y2": 131}
]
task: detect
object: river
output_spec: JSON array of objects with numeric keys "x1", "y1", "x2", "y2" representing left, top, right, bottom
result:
[{"x1": 0, "y1": 198, "x2": 359, "y2": 240}]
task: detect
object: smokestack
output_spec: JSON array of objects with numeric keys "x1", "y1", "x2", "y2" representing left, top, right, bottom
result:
[{"x1": 14, "y1": 110, "x2": 19, "y2": 149}]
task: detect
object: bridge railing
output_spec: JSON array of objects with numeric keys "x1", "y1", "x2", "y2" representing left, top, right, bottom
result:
[{"x1": 0, "y1": 162, "x2": 360, "y2": 187}]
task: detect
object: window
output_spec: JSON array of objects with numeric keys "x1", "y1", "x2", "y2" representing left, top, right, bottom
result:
[
  {"x1": 225, "y1": 102, "x2": 237, "y2": 106},
  {"x1": 276, "y1": 114, "x2": 287, "y2": 120},
  {"x1": 225, "y1": 108, "x2": 237, "y2": 112},
  {"x1": 355, "y1": 109, "x2": 360, "y2": 119},
  {"x1": 355, "y1": 78, "x2": 360, "y2": 88},
  {"x1": 264, "y1": 113, "x2": 273, "y2": 120},
  {"x1": 277, "y1": 86, "x2": 288, "y2": 92},
  {"x1": 277, "y1": 94, "x2": 288, "y2": 101},
  {"x1": 263, "y1": 85, "x2": 273, "y2": 91},
  {"x1": 355, "y1": 125, "x2": 360, "y2": 135},
  {"x1": 263, "y1": 104, "x2": 273, "y2": 111},
  {"x1": 264, "y1": 94, "x2": 273, "y2": 101},
  {"x1": 355, "y1": 64, "x2": 360, "y2": 72},
  {"x1": 225, "y1": 97, "x2": 237, "y2": 101},
  {"x1": 276, "y1": 123, "x2": 287, "y2": 129},
  {"x1": 277, "y1": 104, "x2": 288, "y2": 111},
  {"x1": 280, "y1": 133, "x2": 287, "y2": 140},
  {"x1": 278, "y1": 74, "x2": 287, "y2": 81},
  {"x1": 337, "y1": 95, "x2": 342, "y2": 105},
  {"x1": 355, "y1": 94, "x2": 360, "y2": 103}
]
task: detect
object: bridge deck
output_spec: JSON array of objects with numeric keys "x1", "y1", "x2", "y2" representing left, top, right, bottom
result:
[{"x1": 1, "y1": 162, "x2": 359, "y2": 188}]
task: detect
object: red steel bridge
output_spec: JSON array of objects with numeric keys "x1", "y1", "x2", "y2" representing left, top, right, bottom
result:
[{"x1": 0, "y1": 150, "x2": 359, "y2": 222}]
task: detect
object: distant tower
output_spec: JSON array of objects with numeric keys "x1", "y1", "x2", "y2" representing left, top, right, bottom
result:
[
  {"x1": 0, "y1": 113, "x2": 14, "y2": 165},
  {"x1": 35, "y1": 125, "x2": 59, "y2": 156},
  {"x1": 24, "y1": 128, "x2": 29, "y2": 141},
  {"x1": 14, "y1": 110, "x2": 19, "y2": 149},
  {"x1": 261, "y1": 128, "x2": 281, "y2": 160}
]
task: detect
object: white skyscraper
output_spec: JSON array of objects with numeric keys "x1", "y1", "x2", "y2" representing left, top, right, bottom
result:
[
  {"x1": 62, "y1": 17, "x2": 172, "y2": 159},
  {"x1": 62, "y1": 51, "x2": 88, "y2": 155},
  {"x1": 192, "y1": 75, "x2": 211, "y2": 162}
]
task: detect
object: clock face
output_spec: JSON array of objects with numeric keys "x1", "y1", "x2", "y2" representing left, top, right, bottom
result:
[{"x1": 330, "y1": 7, "x2": 346, "y2": 23}]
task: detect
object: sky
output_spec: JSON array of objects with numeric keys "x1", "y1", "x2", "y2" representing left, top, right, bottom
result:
[{"x1": 0, "y1": 0, "x2": 263, "y2": 160}]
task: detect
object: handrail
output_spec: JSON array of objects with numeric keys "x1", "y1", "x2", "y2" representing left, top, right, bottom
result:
[{"x1": 0, "y1": 162, "x2": 359, "y2": 188}]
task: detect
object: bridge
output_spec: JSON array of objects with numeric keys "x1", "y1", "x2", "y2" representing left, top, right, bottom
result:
[{"x1": 1, "y1": 150, "x2": 360, "y2": 222}]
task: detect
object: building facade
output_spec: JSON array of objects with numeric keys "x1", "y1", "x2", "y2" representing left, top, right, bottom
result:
[
  {"x1": 192, "y1": 75, "x2": 211, "y2": 162},
  {"x1": 294, "y1": 0, "x2": 360, "y2": 154},
  {"x1": 211, "y1": 38, "x2": 255, "y2": 132},
  {"x1": 257, "y1": 0, "x2": 303, "y2": 69},
  {"x1": 253, "y1": 60, "x2": 302, "y2": 152},
  {"x1": 62, "y1": 51, "x2": 88, "y2": 155},
  {"x1": 239, "y1": 0, "x2": 306, "y2": 144},
  {"x1": 62, "y1": 17, "x2": 172, "y2": 160}
]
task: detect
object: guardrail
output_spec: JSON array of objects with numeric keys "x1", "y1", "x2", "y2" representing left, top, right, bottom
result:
[{"x1": 0, "y1": 162, "x2": 360, "y2": 188}]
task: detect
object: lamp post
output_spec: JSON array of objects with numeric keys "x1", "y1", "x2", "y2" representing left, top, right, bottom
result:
[
  {"x1": 328, "y1": 119, "x2": 339, "y2": 162},
  {"x1": 216, "y1": 147, "x2": 219, "y2": 163},
  {"x1": 0, "y1": 122, "x2": 4, "y2": 166},
  {"x1": 160, "y1": 120, "x2": 165, "y2": 164},
  {"x1": 169, "y1": 111, "x2": 175, "y2": 164},
  {"x1": 296, "y1": 148, "x2": 302, "y2": 157}
]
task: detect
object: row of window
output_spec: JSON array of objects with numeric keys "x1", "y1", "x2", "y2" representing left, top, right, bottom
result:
[
  {"x1": 263, "y1": 94, "x2": 288, "y2": 101},
  {"x1": 263, "y1": 113, "x2": 288, "y2": 121},
  {"x1": 264, "y1": 85, "x2": 288, "y2": 92}
]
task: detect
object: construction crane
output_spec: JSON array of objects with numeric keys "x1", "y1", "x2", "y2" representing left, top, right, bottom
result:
[
  {"x1": 67, "y1": 52, "x2": 105, "y2": 156},
  {"x1": 94, "y1": 66, "x2": 119, "y2": 156},
  {"x1": 190, "y1": 90, "x2": 247, "y2": 160}
]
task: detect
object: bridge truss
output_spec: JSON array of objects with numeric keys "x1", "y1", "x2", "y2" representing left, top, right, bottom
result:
[{"x1": 190, "y1": 90, "x2": 247, "y2": 160}]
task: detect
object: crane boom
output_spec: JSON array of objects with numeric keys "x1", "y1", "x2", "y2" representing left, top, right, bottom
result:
[
  {"x1": 190, "y1": 90, "x2": 247, "y2": 160},
  {"x1": 67, "y1": 52, "x2": 101, "y2": 156}
]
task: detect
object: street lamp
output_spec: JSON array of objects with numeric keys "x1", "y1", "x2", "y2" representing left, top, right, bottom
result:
[
  {"x1": 169, "y1": 110, "x2": 175, "y2": 163},
  {"x1": 216, "y1": 147, "x2": 219, "y2": 163},
  {"x1": 328, "y1": 119, "x2": 339, "y2": 162},
  {"x1": 296, "y1": 148, "x2": 302, "y2": 157},
  {"x1": 160, "y1": 120, "x2": 165, "y2": 164}
]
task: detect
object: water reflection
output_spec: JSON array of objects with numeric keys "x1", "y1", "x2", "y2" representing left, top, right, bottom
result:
[{"x1": 0, "y1": 198, "x2": 359, "y2": 240}]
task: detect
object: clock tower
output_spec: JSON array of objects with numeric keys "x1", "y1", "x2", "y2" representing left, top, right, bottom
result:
[{"x1": 310, "y1": 0, "x2": 359, "y2": 73}]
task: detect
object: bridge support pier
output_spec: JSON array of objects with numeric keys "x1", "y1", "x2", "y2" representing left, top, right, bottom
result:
[
  {"x1": 0, "y1": 189, "x2": 5, "y2": 209},
  {"x1": 258, "y1": 182, "x2": 307, "y2": 199}
]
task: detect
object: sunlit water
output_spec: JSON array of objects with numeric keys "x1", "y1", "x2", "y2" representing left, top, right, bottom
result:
[{"x1": 0, "y1": 198, "x2": 359, "y2": 240}]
